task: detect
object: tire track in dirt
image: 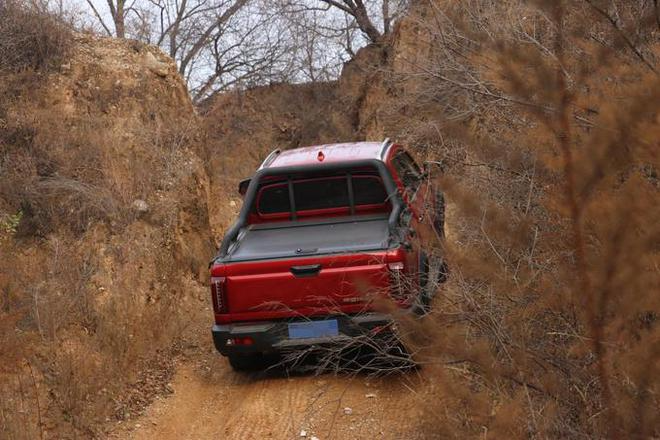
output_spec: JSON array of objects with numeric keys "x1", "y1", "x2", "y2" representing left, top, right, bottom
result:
[{"x1": 109, "y1": 352, "x2": 426, "y2": 440}]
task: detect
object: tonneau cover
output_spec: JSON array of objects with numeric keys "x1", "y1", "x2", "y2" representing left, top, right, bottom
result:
[{"x1": 225, "y1": 215, "x2": 391, "y2": 262}]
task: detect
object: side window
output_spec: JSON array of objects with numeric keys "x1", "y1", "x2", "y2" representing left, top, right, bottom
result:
[{"x1": 392, "y1": 151, "x2": 423, "y2": 199}]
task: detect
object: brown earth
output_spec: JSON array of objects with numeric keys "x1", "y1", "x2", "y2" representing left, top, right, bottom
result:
[
  {"x1": 7, "y1": 2, "x2": 655, "y2": 438},
  {"x1": 2, "y1": 23, "x2": 441, "y2": 439},
  {"x1": 1, "y1": 31, "x2": 215, "y2": 438},
  {"x1": 107, "y1": 307, "x2": 429, "y2": 440}
]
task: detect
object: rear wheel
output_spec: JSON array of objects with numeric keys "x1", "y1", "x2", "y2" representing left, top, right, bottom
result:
[
  {"x1": 415, "y1": 254, "x2": 446, "y2": 316},
  {"x1": 436, "y1": 259, "x2": 449, "y2": 284},
  {"x1": 432, "y1": 192, "x2": 445, "y2": 238},
  {"x1": 414, "y1": 254, "x2": 433, "y2": 316},
  {"x1": 228, "y1": 353, "x2": 265, "y2": 372}
]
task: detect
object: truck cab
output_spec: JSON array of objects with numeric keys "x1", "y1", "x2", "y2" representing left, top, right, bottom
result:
[{"x1": 210, "y1": 140, "x2": 446, "y2": 370}]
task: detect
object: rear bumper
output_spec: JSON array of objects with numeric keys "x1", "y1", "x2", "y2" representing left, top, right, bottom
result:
[{"x1": 211, "y1": 313, "x2": 392, "y2": 356}]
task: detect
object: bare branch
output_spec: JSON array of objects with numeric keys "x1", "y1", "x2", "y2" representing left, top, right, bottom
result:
[
  {"x1": 583, "y1": 0, "x2": 657, "y2": 74},
  {"x1": 85, "y1": 0, "x2": 113, "y2": 36}
]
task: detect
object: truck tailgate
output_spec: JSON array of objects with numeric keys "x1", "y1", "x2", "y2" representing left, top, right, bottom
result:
[
  {"x1": 213, "y1": 215, "x2": 397, "y2": 322},
  {"x1": 220, "y1": 252, "x2": 391, "y2": 321}
]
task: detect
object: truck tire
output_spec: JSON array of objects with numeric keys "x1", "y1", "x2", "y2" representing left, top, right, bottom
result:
[
  {"x1": 415, "y1": 253, "x2": 447, "y2": 316},
  {"x1": 433, "y1": 192, "x2": 445, "y2": 238},
  {"x1": 414, "y1": 253, "x2": 432, "y2": 316},
  {"x1": 437, "y1": 259, "x2": 449, "y2": 284},
  {"x1": 431, "y1": 191, "x2": 449, "y2": 283},
  {"x1": 228, "y1": 353, "x2": 264, "y2": 372}
]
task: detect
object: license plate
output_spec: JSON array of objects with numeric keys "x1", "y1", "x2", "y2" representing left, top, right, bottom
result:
[{"x1": 288, "y1": 319, "x2": 339, "y2": 339}]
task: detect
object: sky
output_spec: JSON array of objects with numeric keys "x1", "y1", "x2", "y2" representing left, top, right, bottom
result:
[{"x1": 59, "y1": 0, "x2": 375, "y2": 98}]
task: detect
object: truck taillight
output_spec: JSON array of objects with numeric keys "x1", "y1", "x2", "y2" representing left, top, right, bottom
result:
[
  {"x1": 388, "y1": 262, "x2": 404, "y2": 271},
  {"x1": 388, "y1": 262, "x2": 407, "y2": 302},
  {"x1": 211, "y1": 277, "x2": 228, "y2": 313}
]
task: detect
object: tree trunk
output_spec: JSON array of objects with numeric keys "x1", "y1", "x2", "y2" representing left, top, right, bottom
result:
[
  {"x1": 352, "y1": 0, "x2": 382, "y2": 43},
  {"x1": 114, "y1": 0, "x2": 125, "y2": 38},
  {"x1": 106, "y1": 0, "x2": 126, "y2": 38}
]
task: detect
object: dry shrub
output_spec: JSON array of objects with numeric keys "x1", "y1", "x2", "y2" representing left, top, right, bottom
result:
[
  {"x1": 0, "y1": 12, "x2": 213, "y2": 437},
  {"x1": 44, "y1": 284, "x2": 186, "y2": 434},
  {"x1": 0, "y1": 3, "x2": 72, "y2": 239},
  {"x1": 352, "y1": 0, "x2": 660, "y2": 438},
  {"x1": 0, "y1": 230, "x2": 182, "y2": 436},
  {"x1": 0, "y1": 116, "x2": 209, "y2": 433},
  {"x1": 0, "y1": 96, "x2": 202, "y2": 237},
  {"x1": 0, "y1": 0, "x2": 71, "y2": 73},
  {"x1": 0, "y1": 363, "x2": 45, "y2": 440}
]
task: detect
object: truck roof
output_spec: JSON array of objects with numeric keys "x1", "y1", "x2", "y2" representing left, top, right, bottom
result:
[{"x1": 260, "y1": 140, "x2": 392, "y2": 169}]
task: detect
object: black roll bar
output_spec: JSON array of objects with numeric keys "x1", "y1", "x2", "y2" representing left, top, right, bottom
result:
[{"x1": 216, "y1": 159, "x2": 403, "y2": 260}]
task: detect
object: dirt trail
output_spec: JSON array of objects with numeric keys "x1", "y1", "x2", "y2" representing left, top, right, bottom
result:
[
  {"x1": 109, "y1": 358, "x2": 425, "y2": 440},
  {"x1": 107, "y1": 315, "x2": 427, "y2": 440},
  {"x1": 104, "y1": 193, "x2": 449, "y2": 440}
]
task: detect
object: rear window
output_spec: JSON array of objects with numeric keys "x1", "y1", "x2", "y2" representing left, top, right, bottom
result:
[
  {"x1": 258, "y1": 184, "x2": 290, "y2": 214},
  {"x1": 255, "y1": 174, "x2": 388, "y2": 218},
  {"x1": 353, "y1": 176, "x2": 387, "y2": 205},
  {"x1": 294, "y1": 178, "x2": 349, "y2": 211}
]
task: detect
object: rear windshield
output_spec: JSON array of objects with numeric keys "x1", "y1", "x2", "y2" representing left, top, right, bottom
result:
[{"x1": 255, "y1": 173, "x2": 389, "y2": 220}]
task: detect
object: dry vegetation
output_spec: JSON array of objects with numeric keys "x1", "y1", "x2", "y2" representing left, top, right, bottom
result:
[
  {"x1": 1, "y1": 2, "x2": 213, "y2": 438},
  {"x1": 346, "y1": 0, "x2": 659, "y2": 437},
  {"x1": 1, "y1": 0, "x2": 658, "y2": 438}
]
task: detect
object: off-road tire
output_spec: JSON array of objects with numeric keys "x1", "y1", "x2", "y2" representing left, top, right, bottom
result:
[
  {"x1": 433, "y1": 192, "x2": 445, "y2": 238},
  {"x1": 415, "y1": 252, "x2": 448, "y2": 316},
  {"x1": 414, "y1": 253, "x2": 433, "y2": 316}
]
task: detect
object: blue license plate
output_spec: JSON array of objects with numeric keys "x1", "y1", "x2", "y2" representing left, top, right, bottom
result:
[{"x1": 288, "y1": 319, "x2": 339, "y2": 339}]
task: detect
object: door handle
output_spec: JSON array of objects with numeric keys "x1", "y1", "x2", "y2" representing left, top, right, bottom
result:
[{"x1": 290, "y1": 264, "x2": 322, "y2": 277}]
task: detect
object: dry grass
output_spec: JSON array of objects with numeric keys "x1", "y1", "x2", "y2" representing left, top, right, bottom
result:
[
  {"x1": 1, "y1": 0, "x2": 657, "y2": 438},
  {"x1": 356, "y1": 0, "x2": 660, "y2": 438},
  {"x1": 0, "y1": 5, "x2": 213, "y2": 438},
  {"x1": 0, "y1": 0, "x2": 71, "y2": 73}
]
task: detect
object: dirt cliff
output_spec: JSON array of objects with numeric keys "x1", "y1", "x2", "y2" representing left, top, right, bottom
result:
[
  {"x1": 198, "y1": 2, "x2": 660, "y2": 437},
  {"x1": 3, "y1": 1, "x2": 656, "y2": 438},
  {"x1": 1, "y1": 33, "x2": 214, "y2": 438}
]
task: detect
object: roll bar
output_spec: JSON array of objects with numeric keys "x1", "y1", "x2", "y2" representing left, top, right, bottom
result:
[
  {"x1": 216, "y1": 159, "x2": 403, "y2": 260},
  {"x1": 379, "y1": 138, "x2": 392, "y2": 159}
]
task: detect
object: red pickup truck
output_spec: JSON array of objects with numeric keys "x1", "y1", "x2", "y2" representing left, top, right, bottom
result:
[{"x1": 210, "y1": 140, "x2": 446, "y2": 370}]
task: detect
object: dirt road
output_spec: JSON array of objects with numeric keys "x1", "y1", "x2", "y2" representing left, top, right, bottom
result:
[
  {"x1": 102, "y1": 200, "x2": 458, "y2": 440},
  {"x1": 108, "y1": 308, "x2": 429, "y2": 440}
]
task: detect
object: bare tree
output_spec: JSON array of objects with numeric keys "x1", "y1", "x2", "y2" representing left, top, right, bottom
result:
[
  {"x1": 81, "y1": 0, "x2": 408, "y2": 98},
  {"x1": 268, "y1": 0, "x2": 408, "y2": 82},
  {"x1": 317, "y1": 0, "x2": 383, "y2": 42},
  {"x1": 311, "y1": 0, "x2": 408, "y2": 43},
  {"x1": 276, "y1": 3, "x2": 354, "y2": 81},
  {"x1": 82, "y1": 0, "x2": 292, "y2": 101},
  {"x1": 190, "y1": 6, "x2": 294, "y2": 100},
  {"x1": 84, "y1": 0, "x2": 131, "y2": 37}
]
